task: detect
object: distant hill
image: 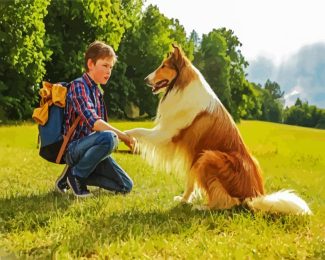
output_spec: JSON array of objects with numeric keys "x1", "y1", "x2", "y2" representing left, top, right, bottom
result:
[{"x1": 246, "y1": 42, "x2": 325, "y2": 108}]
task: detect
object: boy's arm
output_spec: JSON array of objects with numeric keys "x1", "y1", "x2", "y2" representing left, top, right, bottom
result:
[
  {"x1": 70, "y1": 82, "x2": 135, "y2": 149},
  {"x1": 93, "y1": 119, "x2": 135, "y2": 149},
  {"x1": 70, "y1": 81, "x2": 100, "y2": 130}
]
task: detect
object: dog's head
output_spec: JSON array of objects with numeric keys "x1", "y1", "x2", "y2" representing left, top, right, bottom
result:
[{"x1": 145, "y1": 44, "x2": 188, "y2": 94}]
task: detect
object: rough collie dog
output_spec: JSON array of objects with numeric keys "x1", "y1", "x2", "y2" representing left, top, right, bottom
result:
[{"x1": 126, "y1": 44, "x2": 311, "y2": 215}]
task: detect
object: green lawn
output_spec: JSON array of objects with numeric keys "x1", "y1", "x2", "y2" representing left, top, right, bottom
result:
[{"x1": 0, "y1": 120, "x2": 324, "y2": 259}]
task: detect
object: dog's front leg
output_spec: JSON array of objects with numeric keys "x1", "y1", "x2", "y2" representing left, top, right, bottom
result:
[
  {"x1": 125, "y1": 128, "x2": 153, "y2": 140},
  {"x1": 125, "y1": 127, "x2": 170, "y2": 145},
  {"x1": 174, "y1": 172, "x2": 195, "y2": 204}
]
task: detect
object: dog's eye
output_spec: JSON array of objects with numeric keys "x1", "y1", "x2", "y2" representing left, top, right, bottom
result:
[{"x1": 161, "y1": 65, "x2": 165, "y2": 69}]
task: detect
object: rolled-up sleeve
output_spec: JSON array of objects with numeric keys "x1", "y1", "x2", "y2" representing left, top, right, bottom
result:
[{"x1": 70, "y1": 81, "x2": 100, "y2": 130}]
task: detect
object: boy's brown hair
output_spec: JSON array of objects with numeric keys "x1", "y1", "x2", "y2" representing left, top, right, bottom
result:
[{"x1": 84, "y1": 41, "x2": 117, "y2": 72}]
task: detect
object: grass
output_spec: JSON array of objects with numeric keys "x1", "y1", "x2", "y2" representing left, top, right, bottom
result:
[{"x1": 0, "y1": 120, "x2": 324, "y2": 259}]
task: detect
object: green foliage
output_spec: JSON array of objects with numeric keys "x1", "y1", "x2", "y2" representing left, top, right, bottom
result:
[
  {"x1": 169, "y1": 18, "x2": 194, "y2": 60},
  {"x1": 264, "y1": 79, "x2": 284, "y2": 99},
  {"x1": 238, "y1": 81, "x2": 263, "y2": 119},
  {"x1": 0, "y1": 121, "x2": 324, "y2": 258},
  {"x1": 315, "y1": 110, "x2": 325, "y2": 129},
  {"x1": 245, "y1": 80, "x2": 324, "y2": 129},
  {"x1": 195, "y1": 29, "x2": 232, "y2": 112},
  {"x1": 0, "y1": 0, "x2": 323, "y2": 127},
  {"x1": 257, "y1": 80, "x2": 284, "y2": 123},
  {"x1": 118, "y1": 4, "x2": 194, "y2": 117},
  {"x1": 218, "y1": 28, "x2": 253, "y2": 121},
  {"x1": 44, "y1": 0, "x2": 143, "y2": 82},
  {"x1": 42, "y1": 0, "x2": 143, "y2": 119},
  {"x1": 193, "y1": 28, "x2": 255, "y2": 122},
  {"x1": 189, "y1": 30, "x2": 201, "y2": 52},
  {"x1": 284, "y1": 99, "x2": 324, "y2": 128},
  {"x1": 105, "y1": 61, "x2": 136, "y2": 118},
  {"x1": 0, "y1": 0, "x2": 51, "y2": 120}
]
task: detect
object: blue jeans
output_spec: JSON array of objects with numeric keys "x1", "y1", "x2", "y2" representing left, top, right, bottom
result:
[{"x1": 65, "y1": 131, "x2": 133, "y2": 193}]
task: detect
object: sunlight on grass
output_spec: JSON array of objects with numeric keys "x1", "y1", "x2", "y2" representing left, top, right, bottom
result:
[{"x1": 0, "y1": 121, "x2": 324, "y2": 258}]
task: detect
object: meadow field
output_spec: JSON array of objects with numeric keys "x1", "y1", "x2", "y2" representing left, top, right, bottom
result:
[{"x1": 0, "y1": 120, "x2": 324, "y2": 259}]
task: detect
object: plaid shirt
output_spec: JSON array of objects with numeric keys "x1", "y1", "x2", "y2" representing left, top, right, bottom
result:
[{"x1": 64, "y1": 73, "x2": 108, "y2": 142}]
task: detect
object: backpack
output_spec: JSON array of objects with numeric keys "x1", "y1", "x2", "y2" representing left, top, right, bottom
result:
[{"x1": 32, "y1": 78, "x2": 87, "y2": 164}]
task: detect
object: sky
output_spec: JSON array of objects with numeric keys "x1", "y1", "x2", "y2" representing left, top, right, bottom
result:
[
  {"x1": 145, "y1": 0, "x2": 325, "y2": 64},
  {"x1": 144, "y1": 0, "x2": 325, "y2": 108}
]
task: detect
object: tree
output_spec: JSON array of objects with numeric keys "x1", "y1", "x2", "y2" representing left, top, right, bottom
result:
[
  {"x1": 239, "y1": 82, "x2": 263, "y2": 120},
  {"x1": 284, "y1": 105, "x2": 306, "y2": 126},
  {"x1": 259, "y1": 82, "x2": 284, "y2": 123},
  {"x1": 194, "y1": 29, "x2": 232, "y2": 115},
  {"x1": 118, "y1": 4, "x2": 194, "y2": 117},
  {"x1": 189, "y1": 30, "x2": 201, "y2": 52},
  {"x1": 193, "y1": 28, "x2": 257, "y2": 121},
  {"x1": 169, "y1": 19, "x2": 194, "y2": 60},
  {"x1": 315, "y1": 110, "x2": 325, "y2": 129},
  {"x1": 44, "y1": 0, "x2": 143, "y2": 82},
  {"x1": 217, "y1": 28, "x2": 253, "y2": 121},
  {"x1": 284, "y1": 99, "x2": 323, "y2": 128},
  {"x1": 106, "y1": 61, "x2": 137, "y2": 118},
  {"x1": 43, "y1": 0, "x2": 143, "y2": 118},
  {"x1": 0, "y1": 0, "x2": 51, "y2": 120},
  {"x1": 294, "y1": 98, "x2": 303, "y2": 107},
  {"x1": 264, "y1": 79, "x2": 284, "y2": 99}
]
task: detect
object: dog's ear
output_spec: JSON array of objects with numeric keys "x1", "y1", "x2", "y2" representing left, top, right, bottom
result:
[
  {"x1": 171, "y1": 43, "x2": 184, "y2": 69},
  {"x1": 172, "y1": 43, "x2": 178, "y2": 49},
  {"x1": 172, "y1": 43, "x2": 180, "y2": 59}
]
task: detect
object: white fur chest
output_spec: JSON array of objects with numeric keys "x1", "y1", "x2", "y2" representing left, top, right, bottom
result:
[{"x1": 157, "y1": 75, "x2": 218, "y2": 132}]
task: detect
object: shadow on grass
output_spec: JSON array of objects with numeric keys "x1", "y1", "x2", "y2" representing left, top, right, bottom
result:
[
  {"x1": 0, "y1": 191, "x2": 312, "y2": 258},
  {"x1": 57, "y1": 204, "x2": 250, "y2": 255},
  {"x1": 0, "y1": 190, "x2": 310, "y2": 235},
  {"x1": 0, "y1": 191, "x2": 74, "y2": 233},
  {"x1": 60, "y1": 201, "x2": 311, "y2": 257}
]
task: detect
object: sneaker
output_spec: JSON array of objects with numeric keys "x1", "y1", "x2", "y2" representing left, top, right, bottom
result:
[
  {"x1": 55, "y1": 165, "x2": 70, "y2": 194},
  {"x1": 67, "y1": 170, "x2": 92, "y2": 198}
]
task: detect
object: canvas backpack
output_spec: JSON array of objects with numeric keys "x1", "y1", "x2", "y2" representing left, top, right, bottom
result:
[{"x1": 32, "y1": 78, "x2": 87, "y2": 164}]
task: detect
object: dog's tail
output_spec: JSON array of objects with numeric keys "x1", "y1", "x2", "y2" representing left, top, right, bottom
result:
[{"x1": 245, "y1": 190, "x2": 312, "y2": 215}]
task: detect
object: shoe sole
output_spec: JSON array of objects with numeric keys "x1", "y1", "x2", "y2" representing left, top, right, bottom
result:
[
  {"x1": 55, "y1": 165, "x2": 70, "y2": 194},
  {"x1": 67, "y1": 177, "x2": 93, "y2": 198}
]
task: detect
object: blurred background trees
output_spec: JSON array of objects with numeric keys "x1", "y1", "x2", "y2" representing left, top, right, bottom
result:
[
  {"x1": 0, "y1": 0, "x2": 51, "y2": 119},
  {"x1": 0, "y1": 0, "x2": 324, "y2": 129}
]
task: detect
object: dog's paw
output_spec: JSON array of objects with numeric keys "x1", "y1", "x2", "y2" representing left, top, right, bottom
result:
[
  {"x1": 174, "y1": 195, "x2": 189, "y2": 203},
  {"x1": 125, "y1": 129, "x2": 136, "y2": 137},
  {"x1": 173, "y1": 195, "x2": 183, "y2": 202},
  {"x1": 124, "y1": 129, "x2": 143, "y2": 139},
  {"x1": 192, "y1": 205, "x2": 210, "y2": 211}
]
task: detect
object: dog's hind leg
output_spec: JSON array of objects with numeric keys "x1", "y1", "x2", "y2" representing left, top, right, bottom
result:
[
  {"x1": 206, "y1": 179, "x2": 240, "y2": 209},
  {"x1": 194, "y1": 150, "x2": 241, "y2": 210},
  {"x1": 174, "y1": 170, "x2": 195, "y2": 203}
]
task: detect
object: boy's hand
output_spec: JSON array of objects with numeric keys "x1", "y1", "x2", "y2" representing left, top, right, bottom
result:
[{"x1": 123, "y1": 134, "x2": 136, "y2": 151}]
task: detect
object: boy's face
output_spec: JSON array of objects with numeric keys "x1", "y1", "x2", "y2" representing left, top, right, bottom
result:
[{"x1": 87, "y1": 57, "x2": 114, "y2": 85}]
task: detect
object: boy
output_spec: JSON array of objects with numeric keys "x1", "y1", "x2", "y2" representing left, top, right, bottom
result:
[{"x1": 55, "y1": 41, "x2": 134, "y2": 197}]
